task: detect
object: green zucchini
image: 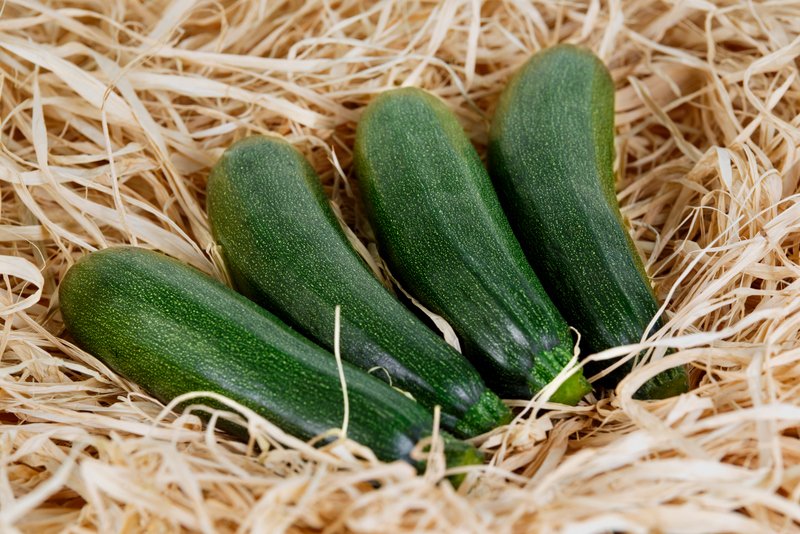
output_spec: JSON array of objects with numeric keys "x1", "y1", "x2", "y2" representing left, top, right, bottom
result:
[
  {"x1": 488, "y1": 44, "x2": 687, "y2": 399},
  {"x1": 59, "y1": 247, "x2": 482, "y2": 469},
  {"x1": 353, "y1": 87, "x2": 590, "y2": 403},
  {"x1": 206, "y1": 136, "x2": 510, "y2": 438}
]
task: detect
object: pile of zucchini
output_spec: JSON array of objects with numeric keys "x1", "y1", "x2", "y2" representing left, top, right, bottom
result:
[{"x1": 59, "y1": 45, "x2": 687, "y2": 473}]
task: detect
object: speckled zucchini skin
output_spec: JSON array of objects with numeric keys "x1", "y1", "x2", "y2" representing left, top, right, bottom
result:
[
  {"x1": 353, "y1": 88, "x2": 590, "y2": 403},
  {"x1": 59, "y1": 247, "x2": 482, "y2": 466},
  {"x1": 206, "y1": 136, "x2": 510, "y2": 438},
  {"x1": 488, "y1": 44, "x2": 687, "y2": 399}
]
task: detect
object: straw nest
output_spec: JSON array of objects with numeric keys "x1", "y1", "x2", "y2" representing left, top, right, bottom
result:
[{"x1": 2, "y1": 0, "x2": 800, "y2": 532}]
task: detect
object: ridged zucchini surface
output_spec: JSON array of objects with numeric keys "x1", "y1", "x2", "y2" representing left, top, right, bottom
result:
[
  {"x1": 354, "y1": 88, "x2": 590, "y2": 403},
  {"x1": 59, "y1": 247, "x2": 482, "y2": 468},
  {"x1": 206, "y1": 136, "x2": 510, "y2": 437},
  {"x1": 488, "y1": 45, "x2": 688, "y2": 399}
]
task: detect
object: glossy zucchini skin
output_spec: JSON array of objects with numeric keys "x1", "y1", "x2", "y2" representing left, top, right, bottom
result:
[
  {"x1": 59, "y1": 247, "x2": 482, "y2": 467},
  {"x1": 206, "y1": 136, "x2": 510, "y2": 438},
  {"x1": 354, "y1": 88, "x2": 590, "y2": 403},
  {"x1": 488, "y1": 44, "x2": 687, "y2": 399}
]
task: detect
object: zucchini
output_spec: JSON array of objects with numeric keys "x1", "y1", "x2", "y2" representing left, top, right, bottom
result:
[
  {"x1": 206, "y1": 136, "x2": 510, "y2": 438},
  {"x1": 59, "y1": 247, "x2": 483, "y2": 469},
  {"x1": 353, "y1": 88, "x2": 590, "y2": 403},
  {"x1": 488, "y1": 44, "x2": 687, "y2": 399}
]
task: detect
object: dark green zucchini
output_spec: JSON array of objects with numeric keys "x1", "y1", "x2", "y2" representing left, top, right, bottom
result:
[
  {"x1": 206, "y1": 136, "x2": 510, "y2": 438},
  {"x1": 353, "y1": 87, "x2": 590, "y2": 403},
  {"x1": 59, "y1": 247, "x2": 482, "y2": 469},
  {"x1": 488, "y1": 44, "x2": 688, "y2": 399}
]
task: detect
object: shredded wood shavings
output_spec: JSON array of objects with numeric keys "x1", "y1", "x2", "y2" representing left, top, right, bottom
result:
[{"x1": 1, "y1": 0, "x2": 800, "y2": 532}]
